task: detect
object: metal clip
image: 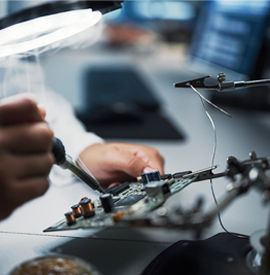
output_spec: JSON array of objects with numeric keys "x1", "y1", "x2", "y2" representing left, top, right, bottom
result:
[
  {"x1": 182, "y1": 166, "x2": 226, "y2": 182},
  {"x1": 174, "y1": 73, "x2": 270, "y2": 92},
  {"x1": 174, "y1": 75, "x2": 219, "y2": 90}
]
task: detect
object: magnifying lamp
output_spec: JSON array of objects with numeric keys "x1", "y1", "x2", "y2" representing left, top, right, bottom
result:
[{"x1": 0, "y1": 1, "x2": 124, "y2": 57}]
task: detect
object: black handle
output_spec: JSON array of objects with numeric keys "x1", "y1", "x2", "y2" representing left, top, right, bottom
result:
[{"x1": 52, "y1": 137, "x2": 66, "y2": 165}]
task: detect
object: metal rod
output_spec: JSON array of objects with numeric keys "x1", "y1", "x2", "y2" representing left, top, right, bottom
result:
[
  {"x1": 70, "y1": 164, "x2": 106, "y2": 194},
  {"x1": 234, "y1": 79, "x2": 270, "y2": 90}
]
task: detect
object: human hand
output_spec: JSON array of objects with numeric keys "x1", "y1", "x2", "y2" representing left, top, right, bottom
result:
[
  {"x1": 79, "y1": 142, "x2": 164, "y2": 188},
  {"x1": 0, "y1": 94, "x2": 54, "y2": 220}
]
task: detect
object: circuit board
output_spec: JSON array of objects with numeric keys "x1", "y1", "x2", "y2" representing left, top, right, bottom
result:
[{"x1": 44, "y1": 170, "x2": 200, "y2": 232}]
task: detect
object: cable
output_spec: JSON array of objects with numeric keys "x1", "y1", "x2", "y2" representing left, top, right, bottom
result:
[{"x1": 190, "y1": 85, "x2": 248, "y2": 239}]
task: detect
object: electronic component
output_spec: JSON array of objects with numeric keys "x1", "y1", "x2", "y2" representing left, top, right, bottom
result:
[
  {"x1": 65, "y1": 212, "x2": 76, "y2": 226},
  {"x1": 100, "y1": 194, "x2": 115, "y2": 213},
  {"x1": 44, "y1": 169, "x2": 198, "y2": 232},
  {"x1": 71, "y1": 204, "x2": 82, "y2": 218},
  {"x1": 115, "y1": 194, "x2": 145, "y2": 207},
  {"x1": 44, "y1": 153, "x2": 270, "y2": 232},
  {"x1": 141, "y1": 173, "x2": 149, "y2": 185},
  {"x1": 160, "y1": 173, "x2": 173, "y2": 180},
  {"x1": 140, "y1": 171, "x2": 161, "y2": 184},
  {"x1": 105, "y1": 181, "x2": 130, "y2": 196},
  {"x1": 144, "y1": 181, "x2": 171, "y2": 199},
  {"x1": 79, "y1": 198, "x2": 95, "y2": 219}
]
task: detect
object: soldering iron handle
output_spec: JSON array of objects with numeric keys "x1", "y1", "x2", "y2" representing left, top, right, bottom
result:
[
  {"x1": 52, "y1": 136, "x2": 66, "y2": 165},
  {"x1": 51, "y1": 137, "x2": 106, "y2": 194}
]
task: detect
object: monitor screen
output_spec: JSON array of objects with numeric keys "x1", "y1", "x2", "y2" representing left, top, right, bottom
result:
[{"x1": 189, "y1": 0, "x2": 270, "y2": 78}]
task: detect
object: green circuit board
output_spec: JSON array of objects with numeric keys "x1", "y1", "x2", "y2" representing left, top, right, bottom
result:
[{"x1": 44, "y1": 172, "x2": 199, "y2": 232}]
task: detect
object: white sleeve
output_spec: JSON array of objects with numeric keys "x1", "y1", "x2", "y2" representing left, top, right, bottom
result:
[
  {"x1": 0, "y1": 58, "x2": 104, "y2": 159},
  {"x1": 45, "y1": 89, "x2": 104, "y2": 160}
]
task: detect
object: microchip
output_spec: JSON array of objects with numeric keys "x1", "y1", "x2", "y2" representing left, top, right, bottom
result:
[
  {"x1": 115, "y1": 194, "x2": 145, "y2": 206},
  {"x1": 106, "y1": 182, "x2": 130, "y2": 196}
]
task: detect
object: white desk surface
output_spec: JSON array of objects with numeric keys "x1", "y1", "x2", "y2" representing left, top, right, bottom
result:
[{"x1": 1, "y1": 45, "x2": 269, "y2": 275}]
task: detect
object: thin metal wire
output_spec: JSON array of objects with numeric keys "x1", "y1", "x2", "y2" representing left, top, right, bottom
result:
[
  {"x1": 190, "y1": 84, "x2": 248, "y2": 239},
  {"x1": 190, "y1": 85, "x2": 232, "y2": 118}
]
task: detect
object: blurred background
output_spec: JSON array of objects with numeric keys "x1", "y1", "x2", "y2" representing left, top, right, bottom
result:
[
  {"x1": 35, "y1": 0, "x2": 270, "y2": 140},
  {"x1": 3, "y1": 1, "x2": 270, "y2": 136}
]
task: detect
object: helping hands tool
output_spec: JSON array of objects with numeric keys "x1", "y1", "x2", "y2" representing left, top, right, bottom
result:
[{"x1": 174, "y1": 72, "x2": 270, "y2": 92}]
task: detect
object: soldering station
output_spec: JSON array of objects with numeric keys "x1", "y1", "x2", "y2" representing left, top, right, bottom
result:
[{"x1": 1, "y1": 1, "x2": 270, "y2": 275}]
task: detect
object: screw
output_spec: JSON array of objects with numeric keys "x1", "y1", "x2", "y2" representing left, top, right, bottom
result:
[
  {"x1": 249, "y1": 151, "x2": 257, "y2": 160},
  {"x1": 217, "y1": 72, "x2": 226, "y2": 83}
]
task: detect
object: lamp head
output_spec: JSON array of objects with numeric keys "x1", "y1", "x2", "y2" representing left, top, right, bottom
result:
[
  {"x1": 0, "y1": 1, "x2": 124, "y2": 58},
  {"x1": 0, "y1": 1, "x2": 124, "y2": 30}
]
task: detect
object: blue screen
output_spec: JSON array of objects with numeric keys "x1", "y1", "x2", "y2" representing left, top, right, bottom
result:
[{"x1": 189, "y1": 0, "x2": 270, "y2": 77}]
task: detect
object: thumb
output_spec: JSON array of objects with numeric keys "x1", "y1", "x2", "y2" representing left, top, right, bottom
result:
[{"x1": 37, "y1": 104, "x2": 46, "y2": 119}]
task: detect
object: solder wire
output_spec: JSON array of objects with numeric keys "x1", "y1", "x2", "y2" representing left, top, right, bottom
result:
[
  {"x1": 76, "y1": 157, "x2": 97, "y2": 180},
  {"x1": 190, "y1": 85, "x2": 248, "y2": 239}
]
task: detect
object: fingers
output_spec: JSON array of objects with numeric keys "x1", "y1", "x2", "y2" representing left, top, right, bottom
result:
[
  {"x1": 0, "y1": 152, "x2": 53, "y2": 220},
  {"x1": 111, "y1": 148, "x2": 151, "y2": 177},
  {"x1": 0, "y1": 122, "x2": 54, "y2": 154},
  {"x1": 109, "y1": 143, "x2": 165, "y2": 176},
  {"x1": 0, "y1": 95, "x2": 54, "y2": 154},
  {"x1": 0, "y1": 153, "x2": 54, "y2": 179},
  {"x1": 0, "y1": 94, "x2": 54, "y2": 220},
  {"x1": 13, "y1": 177, "x2": 50, "y2": 204},
  {"x1": 79, "y1": 142, "x2": 165, "y2": 187},
  {"x1": 1, "y1": 177, "x2": 50, "y2": 213},
  {"x1": 141, "y1": 148, "x2": 165, "y2": 175},
  {"x1": 0, "y1": 96, "x2": 44, "y2": 125}
]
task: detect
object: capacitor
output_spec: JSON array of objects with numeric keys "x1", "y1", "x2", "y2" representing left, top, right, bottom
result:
[
  {"x1": 65, "y1": 211, "x2": 76, "y2": 226},
  {"x1": 71, "y1": 204, "x2": 82, "y2": 218},
  {"x1": 79, "y1": 198, "x2": 95, "y2": 218},
  {"x1": 100, "y1": 194, "x2": 115, "y2": 213},
  {"x1": 152, "y1": 171, "x2": 161, "y2": 181},
  {"x1": 167, "y1": 178, "x2": 175, "y2": 185},
  {"x1": 80, "y1": 197, "x2": 88, "y2": 201},
  {"x1": 147, "y1": 172, "x2": 154, "y2": 182},
  {"x1": 141, "y1": 173, "x2": 149, "y2": 185}
]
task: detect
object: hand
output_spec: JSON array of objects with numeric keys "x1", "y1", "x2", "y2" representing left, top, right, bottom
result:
[
  {"x1": 0, "y1": 95, "x2": 54, "y2": 220},
  {"x1": 79, "y1": 142, "x2": 164, "y2": 188}
]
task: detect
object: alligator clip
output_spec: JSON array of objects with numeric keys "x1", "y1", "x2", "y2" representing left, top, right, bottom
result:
[
  {"x1": 174, "y1": 72, "x2": 270, "y2": 92},
  {"x1": 182, "y1": 166, "x2": 227, "y2": 182},
  {"x1": 174, "y1": 75, "x2": 219, "y2": 90}
]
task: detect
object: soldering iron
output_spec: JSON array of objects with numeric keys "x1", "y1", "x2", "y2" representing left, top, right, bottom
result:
[{"x1": 52, "y1": 136, "x2": 106, "y2": 194}]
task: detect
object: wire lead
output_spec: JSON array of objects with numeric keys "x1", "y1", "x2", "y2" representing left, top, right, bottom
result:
[{"x1": 190, "y1": 84, "x2": 248, "y2": 239}]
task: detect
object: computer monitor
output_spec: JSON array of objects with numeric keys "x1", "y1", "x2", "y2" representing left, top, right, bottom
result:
[
  {"x1": 188, "y1": 0, "x2": 270, "y2": 110},
  {"x1": 189, "y1": 0, "x2": 270, "y2": 79}
]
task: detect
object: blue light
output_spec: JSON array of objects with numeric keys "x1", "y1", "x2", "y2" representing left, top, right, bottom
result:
[
  {"x1": 133, "y1": 1, "x2": 196, "y2": 21},
  {"x1": 214, "y1": 0, "x2": 270, "y2": 15}
]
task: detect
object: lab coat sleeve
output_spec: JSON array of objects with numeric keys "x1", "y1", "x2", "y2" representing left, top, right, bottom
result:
[
  {"x1": 0, "y1": 57, "x2": 104, "y2": 159},
  {"x1": 45, "y1": 89, "x2": 104, "y2": 160}
]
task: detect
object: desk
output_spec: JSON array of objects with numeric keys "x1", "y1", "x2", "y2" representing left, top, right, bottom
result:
[{"x1": 0, "y1": 44, "x2": 269, "y2": 275}]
